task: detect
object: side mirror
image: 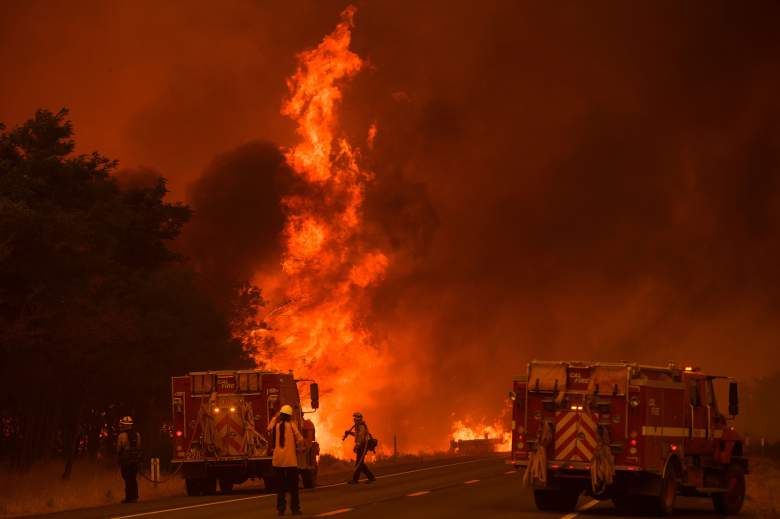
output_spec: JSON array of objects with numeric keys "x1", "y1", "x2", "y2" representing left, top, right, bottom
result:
[
  {"x1": 310, "y1": 383, "x2": 319, "y2": 410},
  {"x1": 728, "y1": 381, "x2": 739, "y2": 416}
]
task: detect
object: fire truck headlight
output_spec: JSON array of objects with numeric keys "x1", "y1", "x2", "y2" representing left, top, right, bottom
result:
[
  {"x1": 213, "y1": 408, "x2": 220, "y2": 413},
  {"x1": 229, "y1": 407, "x2": 236, "y2": 413},
  {"x1": 629, "y1": 396, "x2": 640, "y2": 408}
]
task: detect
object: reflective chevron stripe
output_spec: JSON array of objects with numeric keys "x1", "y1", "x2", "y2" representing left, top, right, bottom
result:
[{"x1": 555, "y1": 411, "x2": 598, "y2": 462}]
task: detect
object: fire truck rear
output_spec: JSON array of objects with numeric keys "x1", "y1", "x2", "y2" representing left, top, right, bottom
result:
[
  {"x1": 510, "y1": 361, "x2": 747, "y2": 515},
  {"x1": 171, "y1": 370, "x2": 320, "y2": 495}
]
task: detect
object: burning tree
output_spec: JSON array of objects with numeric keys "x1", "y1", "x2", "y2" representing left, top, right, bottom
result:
[{"x1": 251, "y1": 6, "x2": 392, "y2": 455}]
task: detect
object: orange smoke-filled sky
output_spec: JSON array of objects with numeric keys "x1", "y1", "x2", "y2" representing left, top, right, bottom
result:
[{"x1": 2, "y1": 0, "x2": 780, "y2": 450}]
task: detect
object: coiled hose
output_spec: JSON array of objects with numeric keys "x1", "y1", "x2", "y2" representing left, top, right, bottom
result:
[{"x1": 523, "y1": 421, "x2": 553, "y2": 487}]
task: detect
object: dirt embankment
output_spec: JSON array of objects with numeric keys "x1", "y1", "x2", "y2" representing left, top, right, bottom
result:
[
  {"x1": 746, "y1": 457, "x2": 780, "y2": 518},
  {"x1": 0, "y1": 452, "x2": 467, "y2": 517},
  {"x1": 0, "y1": 461, "x2": 191, "y2": 517}
]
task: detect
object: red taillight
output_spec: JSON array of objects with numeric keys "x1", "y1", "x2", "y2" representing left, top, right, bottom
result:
[
  {"x1": 551, "y1": 464, "x2": 560, "y2": 469},
  {"x1": 175, "y1": 430, "x2": 183, "y2": 437},
  {"x1": 630, "y1": 439, "x2": 637, "y2": 446},
  {"x1": 671, "y1": 444, "x2": 678, "y2": 451}
]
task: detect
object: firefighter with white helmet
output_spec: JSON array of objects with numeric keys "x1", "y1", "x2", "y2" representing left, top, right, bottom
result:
[
  {"x1": 117, "y1": 415, "x2": 142, "y2": 503},
  {"x1": 267, "y1": 404, "x2": 303, "y2": 516},
  {"x1": 343, "y1": 411, "x2": 375, "y2": 484}
]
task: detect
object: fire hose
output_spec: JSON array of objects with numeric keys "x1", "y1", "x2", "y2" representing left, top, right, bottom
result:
[
  {"x1": 523, "y1": 421, "x2": 553, "y2": 487},
  {"x1": 590, "y1": 425, "x2": 615, "y2": 494},
  {"x1": 135, "y1": 459, "x2": 183, "y2": 484}
]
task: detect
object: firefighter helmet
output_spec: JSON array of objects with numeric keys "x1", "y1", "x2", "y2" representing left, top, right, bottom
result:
[
  {"x1": 280, "y1": 404, "x2": 293, "y2": 416},
  {"x1": 353, "y1": 411, "x2": 363, "y2": 420},
  {"x1": 119, "y1": 416, "x2": 134, "y2": 427}
]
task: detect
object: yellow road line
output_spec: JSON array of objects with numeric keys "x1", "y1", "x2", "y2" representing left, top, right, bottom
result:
[
  {"x1": 464, "y1": 479, "x2": 480, "y2": 484},
  {"x1": 406, "y1": 490, "x2": 431, "y2": 497}
]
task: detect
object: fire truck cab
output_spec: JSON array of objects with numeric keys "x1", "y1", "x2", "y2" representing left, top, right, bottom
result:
[
  {"x1": 510, "y1": 361, "x2": 747, "y2": 515},
  {"x1": 171, "y1": 369, "x2": 320, "y2": 495}
]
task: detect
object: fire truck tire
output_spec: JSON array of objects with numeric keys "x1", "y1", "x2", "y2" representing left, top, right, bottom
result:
[
  {"x1": 203, "y1": 477, "x2": 217, "y2": 495},
  {"x1": 612, "y1": 493, "x2": 642, "y2": 512},
  {"x1": 301, "y1": 468, "x2": 317, "y2": 489},
  {"x1": 185, "y1": 478, "x2": 203, "y2": 496},
  {"x1": 262, "y1": 470, "x2": 279, "y2": 492},
  {"x1": 652, "y1": 465, "x2": 678, "y2": 516},
  {"x1": 219, "y1": 478, "x2": 234, "y2": 494},
  {"x1": 712, "y1": 465, "x2": 745, "y2": 515},
  {"x1": 533, "y1": 489, "x2": 579, "y2": 512}
]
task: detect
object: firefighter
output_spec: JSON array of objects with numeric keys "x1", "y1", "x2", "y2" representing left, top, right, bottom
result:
[
  {"x1": 344, "y1": 411, "x2": 375, "y2": 484},
  {"x1": 267, "y1": 404, "x2": 303, "y2": 516},
  {"x1": 117, "y1": 416, "x2": 142, "y2": 503}
]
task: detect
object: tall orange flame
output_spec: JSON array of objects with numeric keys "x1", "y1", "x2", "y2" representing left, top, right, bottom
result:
[{"x1": 255, "y1": 5, "x2": 390, "y2": 455}]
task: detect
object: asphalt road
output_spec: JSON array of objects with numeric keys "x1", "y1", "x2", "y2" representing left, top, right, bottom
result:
[{"x1": 35, "y1": 456, "x2": 742, "y2": 519}]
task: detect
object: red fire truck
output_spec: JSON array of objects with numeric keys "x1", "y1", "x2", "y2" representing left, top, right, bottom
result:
[
  {"x1": 171, "y1": 369, "x2": 320, "y2": 495},
  {"x1": 509, "y1": 361, "x2": 747, "y2": 515}
]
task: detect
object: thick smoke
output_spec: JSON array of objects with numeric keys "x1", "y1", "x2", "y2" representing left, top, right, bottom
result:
[
  {"x1": 3, "y1": 0, "x2": 780, "y2": 448},
  {"x1": 182, "y1": 141, "x2": 293, "y2": 295}
]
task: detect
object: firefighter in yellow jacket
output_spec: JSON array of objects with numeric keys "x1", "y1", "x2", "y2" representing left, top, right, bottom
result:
[{"x1": 267, "y1": 405, "x2": 303, "y2": 516}]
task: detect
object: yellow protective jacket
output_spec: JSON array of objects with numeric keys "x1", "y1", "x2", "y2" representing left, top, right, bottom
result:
[{"x1": 267, "y1": 417, "x2": 302, "y2": 468}]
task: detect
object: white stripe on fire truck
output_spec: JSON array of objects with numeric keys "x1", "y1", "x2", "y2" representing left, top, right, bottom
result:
[
  {"x1": 557, "y1": 411, "x2": 578, "y2": 430},
  {"x1": 556, "y1": 421, "x2": 578, "y2": 445},
  {"x1": 555, "y1": 430, "x2": 578, "y2": 456},
  {"x1": 582, "y1": 429, "x2": 598, "y2": 449},
  {"x1": 577, "y1": 442, "x2": 593, "y2": 461},
  {"x1": 557, "y1": 438, "x2": 578, "y2": 459},
  {"x1": 641, "y1": 426, "x2": 696, "y2": 437}
]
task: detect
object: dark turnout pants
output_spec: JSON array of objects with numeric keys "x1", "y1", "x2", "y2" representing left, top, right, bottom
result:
[
  {"x1": 352, "y1": 446, "x2": 375, "y2": 483},
  {"x1": 274, "y1": 466, "x2": 300, "y2": 513},
  {"x1": 120, "y1": 463, "x2": 139, "y2": 502}
]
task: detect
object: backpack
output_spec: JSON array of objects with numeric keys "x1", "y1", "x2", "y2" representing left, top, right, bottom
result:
[
  {"x1": 120, "y1": 431, "x2": 142, "y2": 465},
  {"x1": 363, "y1": 422, "x2": 378, "y2": 452}
]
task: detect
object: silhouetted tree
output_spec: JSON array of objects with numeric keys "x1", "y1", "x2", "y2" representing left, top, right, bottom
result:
[{"x1": 0, "y1": 109, "x2": 253, "y2": 476}]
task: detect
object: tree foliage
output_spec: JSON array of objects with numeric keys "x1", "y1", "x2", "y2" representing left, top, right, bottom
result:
[{"x1": 0, "y1": 109, "x2": 253, "y2": 473}]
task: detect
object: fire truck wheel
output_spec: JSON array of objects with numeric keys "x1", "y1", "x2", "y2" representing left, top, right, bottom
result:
[
  {"x1": 612, "y1": 493, "x2": 642, "y2": 513},
  {"x1": 185, "y1": 478, "x2": 203, "y2": 496},
  {"x1": 262, "y1": 472, "x2": 279, "y2": 492},
  {"x1": 301, "y1": 468, "x2": 317, "y2": 489},
  {"x1": 712, "y1": 465, "x2": 745, "y2": 515},
  {"x1": 219, "y1": 478, "x2": 234, "y2": 494},
  {"x1": 203, "y1": 477, "x2": 217, "y2": 495},
  {"x1": 653, "y1": 466, "x2": 678, "y2": 516},
  {"x1": 533, "y1": 488, "x2": 579, "y2": 512}
]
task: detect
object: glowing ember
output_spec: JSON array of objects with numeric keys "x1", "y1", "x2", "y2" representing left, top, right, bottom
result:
[{"x1": 253, "y1": 5, "x2": 390, "y2": 456}]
